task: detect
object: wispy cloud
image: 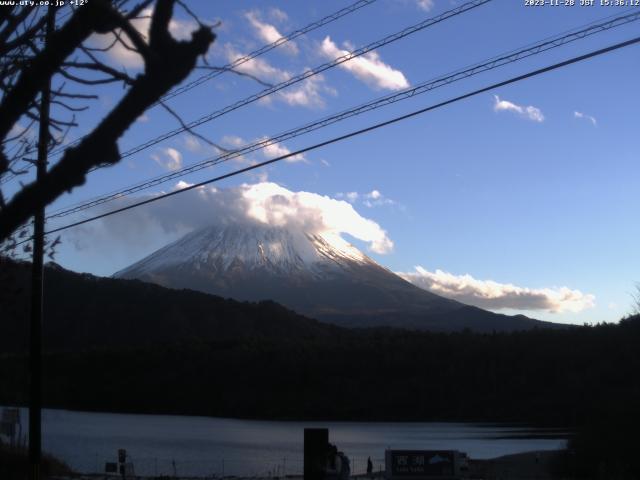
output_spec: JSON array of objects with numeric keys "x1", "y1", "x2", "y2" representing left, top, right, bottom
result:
[
  {"x1": 337, "y1": 191, "x2": 359, "y2": 203},
  {"x1": 417, "y1": 0, "x2": 435, "y2": 11},
  {"x1": 183, "y1": 135, "x2": 202, "y2": 153},
  {"x1": 224, "y1": 46, "x2": 333, "y2": 108},
  {"x1": 278, "y1": 73, "x2": 335, "y2": 108},
  {"x1": 337, "y1": 189, "x2": 395, "y2": 208},
  {"x1": 151, "y1": 147, "x2": 183, "y2": 171},
  {"x1": 320, "y1": 36, "x2": 409, "y2": 91},
  {"x1": 224, "y1": 44, "x2": 290, "y2": 83},
  {"x1": 219, "y1": 135, "x2": 304, "y2": 164},
  {"x1": 493, "y1": 95, "x2": 544, "y2": 123},
  {"x1": 220, "y1": 135, "x2": 245, "y2": 148},
  {"x1": 245, "y1": 10, "x2": 298, "y2": 55},
  {"x1": 363, "y1": 189, "x2": 395, "y2": 207},
  {"x1": 269, "y1": 7, "x2": 289, "y2": 23},
  {"x1": 574, "y1": 111, "x2": 597, "y2": 126},
  {"x1": 260, "y1": 137, "x2": 305, "y2": 163},
  {"x1": 398, "y1": 266, "x2": 595, "y2": 313}
]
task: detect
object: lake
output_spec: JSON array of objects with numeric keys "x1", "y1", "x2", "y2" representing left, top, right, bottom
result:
[{"x1": 7, "y1": 408, "x2": 567, "y2": 477}]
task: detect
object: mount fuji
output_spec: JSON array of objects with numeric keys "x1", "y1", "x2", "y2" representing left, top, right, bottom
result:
[{"x1": 114, "y1": 223, "x2": 553, "y2": 332}]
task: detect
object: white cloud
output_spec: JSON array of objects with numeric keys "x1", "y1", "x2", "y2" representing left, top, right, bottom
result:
[
  {"x1": 363, "y1": 189, "x2": 395, "y2": 207},
  {"x1": 181, "y1": 135, "x2": 219, "y2": 156},
  {"x1": 219, "y1": 135, "x2": 303, "y2": 164},
  {"x1": 175, "y1": 180, "x2": 194, "y2": 190},
  {"x1": 7, "y1": 121, "x2": 36, "y2": 141},
  {"x1": 398, "y1": 266, "x2": 595, "y2": 313},
  {"x1": 151, "y1": 147, "x2": 183, "y2": 171},
  {"x1": 70, "y1": 182, "x2": 394, "y2": 257},
  {"x1": 337, "y1": 189, "x2": 395, "y2": 208},
  {"x1": 224, "y1": 45, "x2": 334, "y2": 108},
  {"x1": 245, "y1": 10, "x2": 298, "y2": 55},
  {"x1": 89, "y1": 8, "x2": 198, "y2": 69},
  {"x1": 367, "y1": 190, "x2": 381, "y2": 200},
  {"x1": 493, "y1": 95, "x2": 544, "y2": 123},
  {"x1": 221, "y1": 135, "x2": 245, "y2": 148},
  {"x1": 136, "y1": 114, "x2": 149, "y2": 123},
  {"x1": 574, "y1": 111, "x2": 597, "y2": 126},
  {"x1": 183, "y1": 135, "x2": 202, "y2": 153},
  {"x1": 269, "y1": 7, "x2": 289, "y2": 23},
  {"x1": 320, "y1": 36, "x2": 409, "y2": 91},
  {"x1": 260, "y1": 137, "x2": 305, "y2": 163},
  {"x1": 278, "y1": 73, "x2": 334, "y2": 108},
  {"x1": 225, "y1": 44, "x2": 291, "y2": 83},
  {"x1": 216, "y1": 135, "x2": 250, "y2": 164},
  {"x1": 336, "y1": 192, "x2": 359, "y2": 203},
  {"x1": 417, "y1": 0, "x2": 435, "y2": 11},
  {"x1": 168, "y1": 16, "x2": 197, "y2": 41}
]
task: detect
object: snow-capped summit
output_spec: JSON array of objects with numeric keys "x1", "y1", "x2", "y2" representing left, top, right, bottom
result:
[
  {"x1": 115, "y1": 223, "x2": 371, "y2": 278},
  {"x1": 115, "y1": 223, "x2": 550, "y2": 332}
]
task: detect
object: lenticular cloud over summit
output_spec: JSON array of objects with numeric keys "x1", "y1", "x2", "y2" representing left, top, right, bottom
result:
[
  {"x1": 239, "y1": 183, "x2": 393, "y2": 254},
  {"x1": 74, "y1": 182, "x2": 393, "y2": 256}
]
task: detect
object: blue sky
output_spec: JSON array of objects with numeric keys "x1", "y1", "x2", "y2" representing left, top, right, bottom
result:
[{"x1": 5, "y1": 0, "x2": 640, "y2": 324}]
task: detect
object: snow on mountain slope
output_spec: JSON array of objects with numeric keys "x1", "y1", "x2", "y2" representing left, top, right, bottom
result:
[
  {"x1": 115, "y1": 223, "x2": 550, "y2": 332},
  {"x1": 116, "y1": 224, "x2": 370, "y2": 278}
]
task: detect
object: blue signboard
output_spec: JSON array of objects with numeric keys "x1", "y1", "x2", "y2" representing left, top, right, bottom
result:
[{"x1": 388, "y1": 450, "x2": 456, "y2": 477}]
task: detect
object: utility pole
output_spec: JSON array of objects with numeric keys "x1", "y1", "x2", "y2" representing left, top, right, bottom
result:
[{"x1": 29, "y1": 6, "x2": 55, "y2": 480}]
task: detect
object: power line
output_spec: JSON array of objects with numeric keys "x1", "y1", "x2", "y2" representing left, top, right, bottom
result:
[
  {"x1": 44, "y1": 0, "x2": 379, "y2": 159},
  {"x1": 45, "y1": 10, "x2": 640, "y2": 220},
  {"x1": 29, "y1": 0, "x2": 488, "y2": 180},
  {"x1": 111, "y1": 0, "x2": 492, "y2": 160},
  {"x1": 13, "y1": 0, "x2": 491, "y2": 192},
  {"x1": 2, "y1": 0, "x2": 380, "y2": 183},
  {"x1": 35, "y1": 34, "x2": 640, "y2": 241},
  {"x1": 158, "y1": 0, "x2": 378, "y2": 104}
]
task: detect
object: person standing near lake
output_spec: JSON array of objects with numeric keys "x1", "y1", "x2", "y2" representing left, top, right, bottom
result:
[{"x1": 367, "y1": 457, "x2": 373, "y2": 478}]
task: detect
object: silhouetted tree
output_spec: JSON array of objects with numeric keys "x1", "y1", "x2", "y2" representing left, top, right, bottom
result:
[
  {"x1": 0, "y1": 0, "x2": 215, "y2": 243},
  {"x1": 632, "y1": 282, "x2": 640, "y2": 315}
]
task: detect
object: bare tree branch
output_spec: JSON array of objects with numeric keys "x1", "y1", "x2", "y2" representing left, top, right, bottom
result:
[
  {"x1": 176, "y1": 0, "x2": 206, "y2": 28},
  {"x1": 63, "y1": 61, "x2": 136, "y2": 85},
  {"x1": 0, "y1": 14, "x2": 48, "y2": 56},
  {"x1": 0, "y1": 0, "x2": 120, "y2": 174},
  {"x1": 58, "y1": 68, "x2": 126, "y2": 86},
  {"x1": 0, "y1": 7, "x2": 33, "y2": 48},
  {"x1": 0, "y1": 0, "x2": 215, "y2": 242},
  {"x1": 195, "y1": 65, "x2": 274, "y2": 88},
  {"x1": 125, "y1": 0, "x2": 155, "y2": 19},
  {"x1": 51, "y1": 88, "x2": 98, "y2": 100},
  {"x1": 159, "y1": 100, "x2": 230, "y2": 153},
  {"x1": 50, "y1": 100, "x2": 89, "y2": 112},
  {"x1": 83, "y1": 35, "x2": 119, "y2": 53}
]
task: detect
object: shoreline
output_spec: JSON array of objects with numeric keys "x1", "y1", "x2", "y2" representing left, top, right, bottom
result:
[
  {"x1": 43, "y1": 450, "x2": 565, "y2": 480},
  {"x1": 2, "y1": 404, "x2": 573, "y2": 431}
]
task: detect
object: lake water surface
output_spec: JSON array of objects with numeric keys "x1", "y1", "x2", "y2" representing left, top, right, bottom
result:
[{"x1": 11, "y1": 408, "x2": 567, "y2": 477}]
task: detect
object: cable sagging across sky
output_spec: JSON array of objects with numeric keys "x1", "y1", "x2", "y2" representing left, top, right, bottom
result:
[
  {"x1": 45, "y1": 10, "x2": 640, "y2": 221},
  {"x1": 43, "y1": 0, "x2": 380, "y2": 159},
  {"x1": 34, "y1": 34, "x2": 640, "y2": 243}
]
